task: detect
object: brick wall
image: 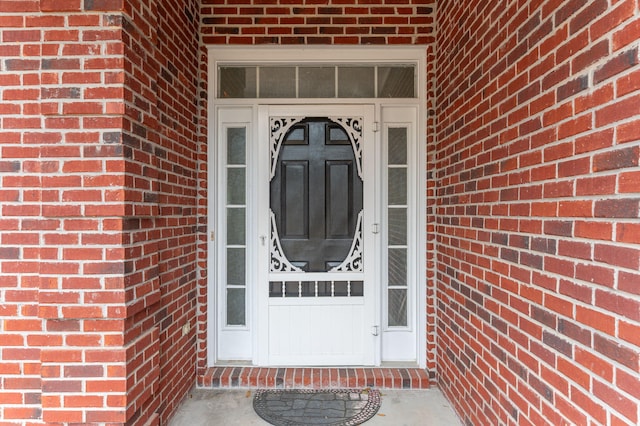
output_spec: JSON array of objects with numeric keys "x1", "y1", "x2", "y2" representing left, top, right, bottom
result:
[
  {"x1": 0, "y1": 0, "x2": 202, "y2": 424},
  {"x1": 436, "y1": 0, "x2": 640, "y2": 425},
  {"x1": 117, "y1": 0, "x2": 203, "y2": 423},
  {"x1": 200, "y1": 0, "x2": 434, "y2": 45},
  {"x1": 0, "y1": 1, "x2": 129, "y2": 423}
]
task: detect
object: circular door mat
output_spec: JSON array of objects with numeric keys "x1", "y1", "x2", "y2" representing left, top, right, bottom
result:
[{"x1": 253, "y1": 388, "x2": 381, "y2": 426}]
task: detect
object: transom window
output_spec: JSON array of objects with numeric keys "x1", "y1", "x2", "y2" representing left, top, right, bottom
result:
[{"x1": 217, "y1": 64, "x2": 416, "y2": 99}]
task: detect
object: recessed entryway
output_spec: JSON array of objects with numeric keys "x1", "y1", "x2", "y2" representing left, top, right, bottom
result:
[{"x1": 208, "y1": 47, "x2": 427, "y2": 368}]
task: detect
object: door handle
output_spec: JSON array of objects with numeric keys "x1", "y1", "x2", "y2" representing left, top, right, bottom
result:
[{"x1": 260, "y1": 235, "x2": 266, "y2": 246}]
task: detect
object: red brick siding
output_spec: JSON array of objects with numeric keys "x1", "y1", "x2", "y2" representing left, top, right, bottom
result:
[
  {"x1": 0, "y1": 1, "x2": 129, "y2": 424},
  {"x1": 0, "y1": 0, "x2": 202, "y2": 424},
  {"x1": 436, "y1": 0, "x2": 640, "y2": 425},
  {"x1": 107, "y1": 0, "x2": 203, "y2": 424},
  {"x1": 200, "y1": 0, "x2": 434, "y2": 45},
  {"x1": 145, "y1": 0, "x2": 202, "y2": 423}
]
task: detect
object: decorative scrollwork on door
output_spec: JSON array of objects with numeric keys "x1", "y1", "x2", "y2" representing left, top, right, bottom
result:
[
  {"x1": 329, "y1": 117, "x2": 363, "y2": 180},
  {"x1": 270, "y1": 117, "x2": 304, "y2": 180},
  {"x1": 269, "y1": 210, "x2": 303, "y2": 272}
]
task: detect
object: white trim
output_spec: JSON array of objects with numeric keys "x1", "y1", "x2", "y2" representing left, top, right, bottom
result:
[
  {"x1": 211, "y1": 107, "x2": 255, "y2": 362},
  {"x1": 211, "y1": 46, "x2": 426, "y2": 104},
  {"x1": 210, "y1": 45, "x2": 427, "y2": 64},
  {"x1": 379, "y1": 106, "x2": 420, "y2": 363},
  {"x1": 206, "y1": 91, "x2": 217, "y2": 367},
  {"x1": 256, "y1": 106, "x2": 269, "y2": 365},
  {"x1": 207, "y1": 47, "x2": 428, "y2": 368}
]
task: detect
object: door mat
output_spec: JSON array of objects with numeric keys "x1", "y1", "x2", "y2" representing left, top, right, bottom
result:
[{"x1": 253, "y1": 388, "x2": 381, "y2": 426}]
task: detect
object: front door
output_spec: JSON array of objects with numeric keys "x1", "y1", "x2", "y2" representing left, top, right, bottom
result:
[{"x1": 257, "y1": 105, "x2": 378, "y2": 366}]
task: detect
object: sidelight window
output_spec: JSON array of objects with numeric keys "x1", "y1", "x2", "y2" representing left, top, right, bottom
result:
[
  {"x1": 386, "y1": 127, "x2": 409, "y2": 327},
  {"x1": 224, "y1": 127, "x2": 247, "y2": 326}
]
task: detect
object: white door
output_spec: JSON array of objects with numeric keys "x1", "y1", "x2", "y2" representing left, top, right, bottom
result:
[{"x1": 257, "y1": 105, "x2": 378, "y2": 366}]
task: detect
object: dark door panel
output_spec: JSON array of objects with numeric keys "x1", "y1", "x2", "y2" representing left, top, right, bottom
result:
[
  {"x1": 326, "y1": 160, "x2": 354, "y2": 238},
  {"x1": 271, "y1": 118, "x2": 363, "y2": 272},
  {"x1": 281, "y1": 160, "x2": 308, "y2": 238}
]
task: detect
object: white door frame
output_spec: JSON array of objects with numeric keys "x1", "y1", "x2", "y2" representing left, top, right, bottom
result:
[{"x1": 207, "y1": 46, "x2": 427, "y2": 368}]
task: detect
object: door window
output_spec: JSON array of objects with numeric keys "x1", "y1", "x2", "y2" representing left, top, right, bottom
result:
[
  {"x1": 270, "y1": 118, "x2": 362, "y2": 272},
  {"x1": 269, "y1": 117, "x2": 365, "y2": 298}
]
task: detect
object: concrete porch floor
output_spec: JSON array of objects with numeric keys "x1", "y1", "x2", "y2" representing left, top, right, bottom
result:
[{"x1": 168, "y1": 388, "x2": 462, "y2": 426}]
